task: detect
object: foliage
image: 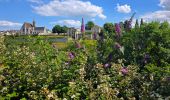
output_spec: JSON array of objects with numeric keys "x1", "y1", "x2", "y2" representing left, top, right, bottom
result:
[
  {"x1": 0, "y1": 21, "x2": 170, "y2": 99},
  {"x1": 52, "y1": 25, "x2": 68, "y2": 34},
  {"x1": 85, "y1": 21, "x2": 95, "y2": 30},
  {"x1": 103, "y1": 23, "x2": 115, "y2": 33}
]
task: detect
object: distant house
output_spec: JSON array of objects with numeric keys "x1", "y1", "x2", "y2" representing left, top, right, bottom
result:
[
  {"x1": 67, "y1": 25, "x2": 101, "y2": 39},
  {"x1": 85, "y1": 25, "x2": 101, "y2": 34},
  {"x1": 20, "y1": 20, "x2": 47, "y2": 35},
  {"x1": 67, "y1": 18, "x2": 101, "y2": 39},
  {"x1": 0, "y1": 30, "x2": 20, "y2": 35},
  {"x1": 67, "y1": 27, "x2": 81, "y2": 39},
  {"x1": 91, "y1": 25, "x2": 101, "y2": 34}
]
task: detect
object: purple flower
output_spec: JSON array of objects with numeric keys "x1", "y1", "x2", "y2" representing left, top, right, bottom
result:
[
  {"x1": 121, "y1": 67, "x2": 128, "y2": 75},
  {"x1": 144, "y1": 54, "x2": 150, "y2": 59},
  {"x1": 115, "y1": 23, "x2": 122, "y2": 38},
  {"x1": 104, "y1": 63, "x2": 110, "y2": 68},
  {"x1": 75, "y1": 42, "x2": 81, "y2": 48},
  {"x1": 81, "y1": 18, "x2": 85, "y2": 33},
  {"x1": 65, "y1": 62, "x2": 69, "y2": 65},
  {"x1": 68, "y1": 52, "x2": 75, "y2": 59},
  {"x1": 143, "y1": 54, "x2": 150, "y2": 64},
  {"x1": 166, "y1": 77, "x2": 170, "y2": 81},
  {"x1": 93, "y1": 32, "x2": 97, "y2": 40},
  {"x1": 128, "y1": 21, "x2": 132, "y2": 29},
  {"x1": 114, "y1": 42, "x2": 121, "y2": 49}
]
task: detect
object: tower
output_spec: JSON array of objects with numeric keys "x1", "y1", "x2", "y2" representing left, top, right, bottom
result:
[
  {"x1": 32, "y1": 20, "x2": 36, "y2": 34},
  {"x1": 81, "y1": 18, "x2": 85, "y2": 33},
  {"x1": 33, "y1": 20, "x2": 36, "y2": 28}
]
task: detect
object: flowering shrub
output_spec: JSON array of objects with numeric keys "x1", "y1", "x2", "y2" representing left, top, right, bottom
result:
[{"x1": 0, "y1": 21, "x2": 170, "y2": 99}]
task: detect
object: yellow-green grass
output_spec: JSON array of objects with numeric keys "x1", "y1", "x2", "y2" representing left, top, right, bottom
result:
[
  {"x1": 83, "y1": 40, "x2": 97, "y2": 46},
  {"x1": 52, "y1": 42, "x2": 67, "y2": 49}
]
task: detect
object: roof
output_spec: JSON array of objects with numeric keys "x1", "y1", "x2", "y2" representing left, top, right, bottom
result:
[
  {"x1": 35, "y1": 27, "x2": 45, "y2": 31},
  {"x1": 23, "y1": 22, "x2": 33, "y2": 28}
]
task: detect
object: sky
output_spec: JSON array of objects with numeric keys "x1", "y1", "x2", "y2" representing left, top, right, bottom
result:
[{"x1": 0, "y1": 0, "x2": 169, "y2": 31}]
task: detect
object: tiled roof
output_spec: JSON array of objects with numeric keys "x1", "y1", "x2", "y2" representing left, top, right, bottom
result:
[
  {"x1": 35, "y1": 27, "x2": 45, "y2": 31},
  {"x1": 24, "y1": 22, "x2": 33, "y2": 28}
]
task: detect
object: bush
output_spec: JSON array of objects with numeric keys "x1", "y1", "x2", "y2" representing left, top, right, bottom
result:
[{"x1": 0, "y1": 21, "x2": 170, "y2": 99}]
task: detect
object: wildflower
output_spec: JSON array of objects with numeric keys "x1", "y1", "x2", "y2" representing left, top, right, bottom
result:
[
  {"x1": 115, "y1": 23, "x2": 122, "y2": 38},
  {"x1": 93, "y1": 32, "x2": 97, "y2": 40},
  {"x1": 52, "y1": 43, "x2": 57, "y2": 48},
  {"x1": 68, "y1": 52, "x2": 75, "y2": 59},
  {"x1": 121, "y1": 67, "x2": 128, "y2": 75},
  {"x1": 104, "y1": 63, "x2": 110, "y2": 68},
  {"x1": 166, "y1": 76, "x2": 170, "y2": 81},
  {"x1": 144, "y1": 54, "x2": 150, "y2": 59},
  {"x1": 63, "y1": 98, "x2": 67, "y2": 100},
  {"x1": 71, "y1": 95, "x2": 76, "y2": 98},
  {"x1": 114, "y1": 42, "x2": 121, "y2": 49},
  {"x1": 65, "y1": 62, "x2": 69, "y2": 65},
  {"x1": 144, "y1": 54, "x2": 150, "y2": 64},
  {"x1": 75, "y1": 42, "x2": 81, "y2": 48},
  {"x1": 115, "y1": 23, "x2": 121, "y2": 34}
]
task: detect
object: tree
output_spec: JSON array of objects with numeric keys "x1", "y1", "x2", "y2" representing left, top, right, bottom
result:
[
  {"x1": 103, "y1": 23, "x2": 114, "y2": 33},
  {"x1": 159, "y1": 21, "x2": 169, "y2": 30},
  {"x1": 52, "y1": 25, "x2": 61, "y2": 33},
  {"x1": 85, "y1": 21, "x2": 95, "y2": 30},
  {"x1": 62, "y1": 25, "x2": 68, "y2": 33},
  {"x1": 124, "y1": 20, "x2": 129, "y2": 32},
  {"x1": 52, "y1": 25, "x2": 68, "y2": 34},
  {"x1": 135, "y1": 19, "x2": 139, "y2": 29},
  {"x1": 140, "y1": 18, "x2": 144, "y2": 26}
]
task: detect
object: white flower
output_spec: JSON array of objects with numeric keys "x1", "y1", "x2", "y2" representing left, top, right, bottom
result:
[
  {"x1": 63, "y1": 98, "x2": 67, "y2": 100},
  {"x1": 71, "y1": 95, "x2": 76, "y2": 98}
]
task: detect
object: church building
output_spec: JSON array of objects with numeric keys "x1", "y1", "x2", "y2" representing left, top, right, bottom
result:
[{"x1": 20, "y1": 20, "x2": 47, "y2": 35}]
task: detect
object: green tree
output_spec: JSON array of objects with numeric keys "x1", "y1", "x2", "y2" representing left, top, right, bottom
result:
[
  {"x1": 52, "y1": 25, "x2": 62, "y2": 33},
  {"x1": 140, "y1": 18, "x2": 144, "y2": 26},
  {"x1": 62, "y1": 25, "x2": 68, "y2": 33},
  {"x1": 159, "y1": 21, "x2": 169, "y2": 30},
  {"x1": 52, "y1": 25, "x2": 68, "y2": 34},
  {"x1": 85, "y1": 21, "x2": 95, "y2": 30},
  {"x1": 135, "y1": 19, "x2": 139, "y2": 29},
  {"x1": 103, "y1": 23, "x2": 114, "y2": 33}
]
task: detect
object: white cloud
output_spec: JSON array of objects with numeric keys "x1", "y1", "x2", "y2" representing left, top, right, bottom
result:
[
  {"x1": 141, "y1": 11, "x2": 170, "y2": 23},
  {"x1": 159, "y1": 0, "x2": 170, "y2": 10},
  {"x1": 51, "y1": 20, "x2": 81, "y2": 27},
  {"x1": 141, "y1": 0, "x2": 170, "y2": 23},
  {"x1": 116, "y1": 4, "x2": 131, "y2": 13},
  {"x1": 0, "y1": 20, "x2": 22, "y2": 27},
  {"x1": 32, "y1": 0, "x2": 106, "y2": 19}
]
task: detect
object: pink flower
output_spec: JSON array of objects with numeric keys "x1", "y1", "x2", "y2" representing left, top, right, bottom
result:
[
  {"x1": 93, "y1": 32, "x2": 97, "y2": 40},
  {"x1": 68, "y1": 52, "x2": 75, "y2": 59},
  {"x1": 121, "y1": 67, "x2": 128, "y2": 75},
  {"x1": 75, "y1": 42, "x2": 81, "y2": 48},
  {"x1": 166, "y1": 77, "x2": 170, "y2": 81},
  {"x1": 65, "y1": 62, "x2": 69, "y2": 65},
  {"x1": 104, "y1": 63, "x2": 110, "y2": 68},
  {"x1": 115, "y1": 23, "x2": 122, "y2": 38},
  {"x1": 114, "y1": 42, "x2": 121, "y2": 49}
]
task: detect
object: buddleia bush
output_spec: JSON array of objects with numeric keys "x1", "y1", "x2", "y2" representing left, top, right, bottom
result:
[{"x1": 0, "y1": 21, "x2": 170, "y2": 99}]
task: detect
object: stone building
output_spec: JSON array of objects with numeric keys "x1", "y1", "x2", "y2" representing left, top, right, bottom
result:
[{"x1": 20, "y1": 20, "x2": 47, "y2": 35}]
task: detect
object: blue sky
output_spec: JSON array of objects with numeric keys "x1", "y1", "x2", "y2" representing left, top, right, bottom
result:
[{"x1": 0, "y1": 0, "x2": 169, "y2": 30}]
